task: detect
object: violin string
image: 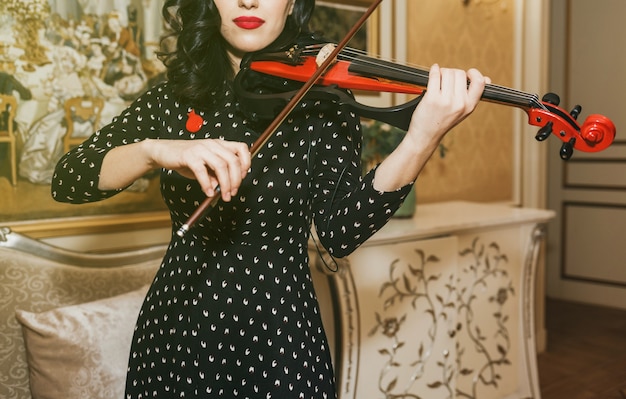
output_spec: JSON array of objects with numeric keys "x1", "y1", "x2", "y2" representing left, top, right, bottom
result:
[
  {"x1": 337, "y1": 46, "x2": 540, "y2": 105},
  {"x1": 301, "y1": 44, "x2": 548, "y2": 111}
]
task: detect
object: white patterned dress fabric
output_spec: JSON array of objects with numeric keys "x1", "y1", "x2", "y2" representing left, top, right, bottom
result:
[{"x1": 52, "y1": 82, "x2": 410, "y2": 399}]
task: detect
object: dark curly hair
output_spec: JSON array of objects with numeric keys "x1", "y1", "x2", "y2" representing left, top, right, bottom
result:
[{"x1": 159, "y1": 0, "x2": 315, "y2": 110}]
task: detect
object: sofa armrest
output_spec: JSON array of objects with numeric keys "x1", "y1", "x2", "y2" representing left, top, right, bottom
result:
[{"x1": 0, "y1": 227, "x2": 167, "y2": 267}]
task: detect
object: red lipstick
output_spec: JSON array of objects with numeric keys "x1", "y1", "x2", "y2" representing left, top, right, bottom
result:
[{"x1": 233, "y1": 16, "x2": 264, "y2": 29}]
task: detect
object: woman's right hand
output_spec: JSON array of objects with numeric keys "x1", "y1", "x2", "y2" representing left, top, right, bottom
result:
[
  {"x1": 149, "y1": 139, "x2": 251, "y2": 202},
  {"x1": 99, "y1": 138, "x2": 251, "y2": 202}
]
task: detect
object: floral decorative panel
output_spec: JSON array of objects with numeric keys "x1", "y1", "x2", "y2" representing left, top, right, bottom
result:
[{"x1": 313, "y1": 222, "x2": 543, "y2": 399}]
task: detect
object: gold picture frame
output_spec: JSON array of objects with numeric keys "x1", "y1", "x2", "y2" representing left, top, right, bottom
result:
[{"x1": 326, "y1": 0, "x2": 377, "y2": 6}]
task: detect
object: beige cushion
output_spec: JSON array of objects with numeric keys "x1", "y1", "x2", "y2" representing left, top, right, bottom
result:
[{"x1": 15, "y1": 285, "x2": 148, "y2": 399}]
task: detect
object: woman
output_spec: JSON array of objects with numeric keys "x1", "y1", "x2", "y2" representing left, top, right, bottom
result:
[{"x1": 52, "y1": 0, "x2": 488, "y2": 398}]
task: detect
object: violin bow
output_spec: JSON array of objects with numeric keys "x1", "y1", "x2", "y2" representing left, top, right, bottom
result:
[{"x1": 176, "y1": 0, "x2": 384, "y2": 237}]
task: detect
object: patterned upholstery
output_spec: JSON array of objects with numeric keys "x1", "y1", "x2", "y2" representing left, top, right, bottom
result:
[{"x1": 0, "y1": 228, "x2": 164, "y2": 399}]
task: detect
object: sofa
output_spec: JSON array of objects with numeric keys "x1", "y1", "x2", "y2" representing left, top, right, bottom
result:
[{"x1": 0, "y1": 227, "x2": 166, "y2": 399}]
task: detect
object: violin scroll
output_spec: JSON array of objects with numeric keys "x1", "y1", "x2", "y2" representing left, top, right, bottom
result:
[
  {"x1": 581, "y1": 114, "x2": 614, "y2": 146},
  {"x1": 526, "y1": 94, "x2": 615, "y2": 160},
  {"x1": 555, "y1": 114, "x2": 614, "y2": 160}
]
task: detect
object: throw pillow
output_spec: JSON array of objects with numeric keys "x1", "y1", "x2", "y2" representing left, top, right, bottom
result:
[{"x1": 15, "y1": 285, "x2": 149, "y2": 399}]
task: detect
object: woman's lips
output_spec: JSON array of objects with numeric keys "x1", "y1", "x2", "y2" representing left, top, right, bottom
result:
[{"x1": 233, "y1": 16, "x2": 264, "y2": 29}]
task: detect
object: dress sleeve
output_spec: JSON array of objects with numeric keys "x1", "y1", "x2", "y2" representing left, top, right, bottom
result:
[
  {"x1": 51, "y1": 85, "x2": 166, "y2": 204},
  {"x1": 311, "y1": 106, "x2": 413, "y2": 258}
]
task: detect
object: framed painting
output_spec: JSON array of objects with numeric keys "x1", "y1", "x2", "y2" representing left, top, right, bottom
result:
[
  {"x1": 310, "y1": 0, "x2": 378, "y2": 52},
  {"x1": 0, "y1": 0, "x2": 169, "y2": 237}
]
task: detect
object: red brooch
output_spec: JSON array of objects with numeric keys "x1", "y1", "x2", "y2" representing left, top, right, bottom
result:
[{"x1": 186, "y1": 109, "x2": 203, "y2": 133}]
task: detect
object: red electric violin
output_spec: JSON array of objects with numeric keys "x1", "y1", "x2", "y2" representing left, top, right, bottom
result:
[{"x1": 234, "y1": 36, "x2": 615, "y2": 161}]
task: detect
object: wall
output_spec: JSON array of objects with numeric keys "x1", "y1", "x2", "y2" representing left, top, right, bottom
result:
[{"x1": 405, "y1": 0, "x2": 516, "y2": 204}]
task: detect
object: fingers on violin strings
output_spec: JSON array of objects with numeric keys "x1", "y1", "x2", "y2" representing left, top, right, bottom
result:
[
  {"x1": 449, "y1": 68, "x2": 469, "y2": 98},
  {"x1": 466, "y1": 68, "x2": 488, "y2": 103},
  {"x1": 428, "y1": 65, "x2": 466, "y2": 98},
  {"x1": 427, "y1": 63, "x2": 442, "y2": 92}
]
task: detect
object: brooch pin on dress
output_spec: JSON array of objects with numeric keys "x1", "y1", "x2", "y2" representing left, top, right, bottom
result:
[{"x1": 186, "y1": 109, "x2": 203, "y2": 133}]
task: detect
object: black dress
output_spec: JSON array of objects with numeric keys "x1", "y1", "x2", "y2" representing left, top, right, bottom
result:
[{"x1": 51, "y1": 82, "x2": 411, "y2": 399}]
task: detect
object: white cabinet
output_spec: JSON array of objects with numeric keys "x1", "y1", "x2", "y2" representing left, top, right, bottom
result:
[{"x1": 310, "y1": 201, "x2": 554, "y2": 399}]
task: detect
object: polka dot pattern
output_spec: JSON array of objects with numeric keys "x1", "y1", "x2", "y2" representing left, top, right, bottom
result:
[{"x1": 51, "y1": 82, "x2": 411, "y2": 398}]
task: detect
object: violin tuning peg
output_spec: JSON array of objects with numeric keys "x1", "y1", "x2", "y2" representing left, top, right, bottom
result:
[
  {"x1": 560, "y1": 137, "x2": 576, "y2": 160},
  {"x1": 542, "y1": 92, "x2": 561, "y2": 106},
  {"x1": 535, "y1": 121, "x2": 553, "y2": 141},
  {"x1": 570, "y1": 105, "x2": 582, "y2": 119}
]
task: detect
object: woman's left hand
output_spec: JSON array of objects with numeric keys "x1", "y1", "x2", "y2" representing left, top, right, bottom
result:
[
  {"x1": 404, "y1": 64, "x2": 488, "y2": 151},
  {"x1": 372, "y1": 64, "x2": 489, "y2": 192}
]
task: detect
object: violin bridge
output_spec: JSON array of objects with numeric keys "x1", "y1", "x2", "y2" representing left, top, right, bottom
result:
[{"x1": 315, "y1": 43, "x2": 338, "y2": 68}]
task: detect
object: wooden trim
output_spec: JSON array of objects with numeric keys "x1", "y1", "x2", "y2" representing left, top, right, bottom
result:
[
  {"x1": 518, "y1": 0, "x2": 550, "y2": 209},
  {"x1": 319, "y1": 0, "x2": 376, "y2": 7},
  {"x1": 563, "y1": 159, "x2": 626, "y2": 191},
  {"x1": 8, "y1": 212, "x2": 171, "y2": 239}
]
